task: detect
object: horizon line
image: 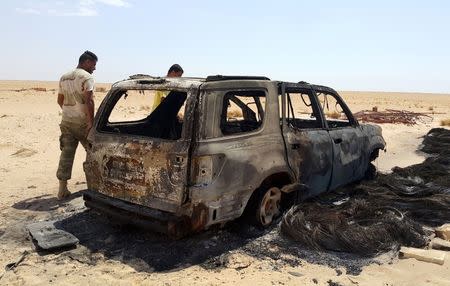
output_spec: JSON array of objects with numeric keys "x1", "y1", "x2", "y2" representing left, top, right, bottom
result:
[{"x1": 0, "y1": 79, "x2": 449, "y2": 95}]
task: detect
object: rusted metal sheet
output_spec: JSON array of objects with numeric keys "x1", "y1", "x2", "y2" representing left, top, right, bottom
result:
[{"x1": 85, "y1": 137, "x2": 191, "y2": 213}]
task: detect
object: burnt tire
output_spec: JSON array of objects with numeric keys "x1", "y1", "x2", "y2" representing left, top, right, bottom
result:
[{"x1": 248, "y1": 186, "x2": 282, "y2": 228}]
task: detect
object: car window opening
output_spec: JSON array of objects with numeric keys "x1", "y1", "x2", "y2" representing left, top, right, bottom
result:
[
  {"x1": 100, "y1": 89, "x2": 187, "y2": 140},
  {"x1": 316, "y1": 92, "x2": 352, "y2": 128},
  {"x1": 220, "y1": 90, "x2": 266, "y2": 135},
  {"x1": 283, "y1": 91, "x2": 321, "y2": 130}
]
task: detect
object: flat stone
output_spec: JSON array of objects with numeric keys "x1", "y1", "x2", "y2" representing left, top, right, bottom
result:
[
  {"x1": 431, "y1": 238, "x2": 450, "y2": 251},
  {"x1": 399, "y1": 246, "x2": 446, "y2": 265},
  {"x1": 27, "y1": 221, "x2": 79, "y2": 250},
  {"x1": 435, "y1": 224, "x2": 450, "y2": 241},
  {"x1": 288, "y1": 271, "x2": 303, "y2": 277}
]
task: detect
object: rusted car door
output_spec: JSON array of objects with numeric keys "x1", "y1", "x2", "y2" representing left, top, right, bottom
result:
[
  {"x1": 85, "y1": 87, "x2": 198, "y2": 212},
  {"x1": 313, "y1": 88, "x2": 365, "y2": 190},
  {"x1": 280, "y1": 84, "x2": 333, "y2": 198}
]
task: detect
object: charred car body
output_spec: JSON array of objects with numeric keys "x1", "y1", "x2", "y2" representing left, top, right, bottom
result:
[{"x1": 83, "y1": 75, "x2": 386, "y2": 237}]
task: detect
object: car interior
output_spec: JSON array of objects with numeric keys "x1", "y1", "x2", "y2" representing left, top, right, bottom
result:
[
  {"x1": 220, "y1": 91, "x2": 265, "y2": 135},
  {"x1": 100, "y1": 90, "x2": 187, "y2": 140}
]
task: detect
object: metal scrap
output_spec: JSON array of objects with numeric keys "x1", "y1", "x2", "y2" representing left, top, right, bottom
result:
[
  {"x1": 353, "y1": 109, "x2": 433, "y2": 125},
  {"x1": 0, "y1": 251, "x2": 29, "y2": 281},
  {"x1": 27, "y1": 221, "x2": 79, "y2": 250}
]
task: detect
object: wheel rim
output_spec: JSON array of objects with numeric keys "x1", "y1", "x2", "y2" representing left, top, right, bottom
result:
[{"x1": 258, "y1": 187, "x2": 281, "y2": 226}]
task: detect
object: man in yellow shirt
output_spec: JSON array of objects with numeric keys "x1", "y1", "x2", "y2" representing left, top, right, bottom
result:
[{"x1": 151, "y1": 64, "x2": 184, "y2": 111}]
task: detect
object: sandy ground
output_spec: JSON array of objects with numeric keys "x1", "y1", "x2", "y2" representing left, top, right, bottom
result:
[{"x1": 0, "y1": 80, "x2": 449, "y2": 285}]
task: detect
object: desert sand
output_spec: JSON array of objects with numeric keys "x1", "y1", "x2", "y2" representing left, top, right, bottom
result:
[{"x1": 0, "y1": 80, "x2": 449, "y2": 285}]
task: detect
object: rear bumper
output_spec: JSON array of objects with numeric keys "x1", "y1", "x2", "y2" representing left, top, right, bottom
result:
[{"x1": 83, "y1": 189, "x2": 200, "y2": 238}]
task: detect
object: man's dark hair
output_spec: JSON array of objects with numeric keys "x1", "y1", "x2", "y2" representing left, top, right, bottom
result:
[
  {"x1": 167, "y1": 64, "x2": 183, "y2": 75},
  {"x1": 79, "y1": 50, "x2": 98, "y2": 64}
]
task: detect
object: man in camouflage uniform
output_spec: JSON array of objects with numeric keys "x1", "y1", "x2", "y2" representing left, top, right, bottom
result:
[{"x1": 56, "y1": 51, "x2": 97, "y2": 199}]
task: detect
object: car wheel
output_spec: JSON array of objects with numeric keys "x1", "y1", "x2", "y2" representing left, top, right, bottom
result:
[{"x1": 255, "y1": 187, "x2": 282, "y2": 227}]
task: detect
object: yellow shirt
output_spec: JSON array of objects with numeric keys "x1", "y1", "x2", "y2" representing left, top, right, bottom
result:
[{"x1": 151, "y1": 90, "x2": 169, "y2": 112}]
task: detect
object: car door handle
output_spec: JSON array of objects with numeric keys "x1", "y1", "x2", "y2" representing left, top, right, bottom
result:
[{"x1": 333, "y1": 138, "x2": 343, "y2": 144}]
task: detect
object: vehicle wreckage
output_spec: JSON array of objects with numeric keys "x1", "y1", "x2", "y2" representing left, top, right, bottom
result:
[{"x1": 83, "y1": 75, "x2": 386, "y2": 237}]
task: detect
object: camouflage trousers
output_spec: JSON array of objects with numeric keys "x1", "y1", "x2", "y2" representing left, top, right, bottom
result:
[{"x1": 56, "y1": 121, "x2": 88, "y2": 181}]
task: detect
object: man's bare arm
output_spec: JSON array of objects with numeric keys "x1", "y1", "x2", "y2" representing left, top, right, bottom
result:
[
  {"x1": 57, "y1": 93, "x2": 64, "y2": 108},
  {"x1": 84, "y1": 90, "x2": 95, "y2": 134}
]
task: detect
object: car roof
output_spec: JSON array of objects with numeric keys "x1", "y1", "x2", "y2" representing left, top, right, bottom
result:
[
  {"x1": 111, "y1": 74, "x2": 337, "y2": 94},
  {"x1": 112, "y1": 75, "x2": 205, "y2": 90}
]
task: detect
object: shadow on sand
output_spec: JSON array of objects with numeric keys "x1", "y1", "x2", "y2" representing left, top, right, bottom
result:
[
  {"x1": 50, "y1": 208, "x2": 372, "y2": 275},
  {"x1": 12, "y1": 192, "x2": 83, "y2": 212}
]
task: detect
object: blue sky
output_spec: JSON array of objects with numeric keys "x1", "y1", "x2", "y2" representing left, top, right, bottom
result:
[{"x1": 1, "y1": 0, "x2": 450, "y2": 93}]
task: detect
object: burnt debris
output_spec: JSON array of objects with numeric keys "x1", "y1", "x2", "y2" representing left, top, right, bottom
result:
[
  {"x1": 353, "y1": 109, "x2": 433, "y2": 125},
  {"x1": 281, "y1": 128, "x2": 450, "y2": 255}
]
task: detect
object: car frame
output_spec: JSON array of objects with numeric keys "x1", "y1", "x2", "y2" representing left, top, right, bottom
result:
[{"x1": 83, "y1": 75, "x2": 386, "y2": 237}]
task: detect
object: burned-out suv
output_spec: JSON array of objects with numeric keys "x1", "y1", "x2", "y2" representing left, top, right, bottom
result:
[{"x1": 83, "y1": 75, "x2": 385, "y2": 237}]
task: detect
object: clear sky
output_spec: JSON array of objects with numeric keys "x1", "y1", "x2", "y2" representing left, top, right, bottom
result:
[{"x1": 1, "y1": 0, "x2": 449, "y2": 93}]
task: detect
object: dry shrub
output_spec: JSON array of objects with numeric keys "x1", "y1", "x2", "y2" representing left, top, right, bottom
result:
[
  {"x1": 31, "y1": 87, "x2": 46, "y2": 92},
  {"x1": 139, "y1": 105, "x2": 151, "y2": 111},
  {"x1": 441, "y1": 119, "x2": 450, "y2": 126},
  {"x1": 95, "y1": 87, "x2": 107, "y2": 92},
  {"x1": 228, "y1": 110, "x2": 242, "y2": 118},
  {"x1": 326, "y1": 111, "x2": 341, "y2": 119},
  {"x1": 428, "y1": 106, "x2": 434, "y2": 111}
]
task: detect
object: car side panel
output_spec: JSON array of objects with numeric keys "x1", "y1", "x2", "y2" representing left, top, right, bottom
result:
[
  {"x1": 188, "y1": 83, "x2": 291, "y2": 225},
  {"x1": 284, "y1": 129, "x2": 333, "y2": 198},
  {"x1": 328, "y1": 126, "x2": 366, "y2": 190}
]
